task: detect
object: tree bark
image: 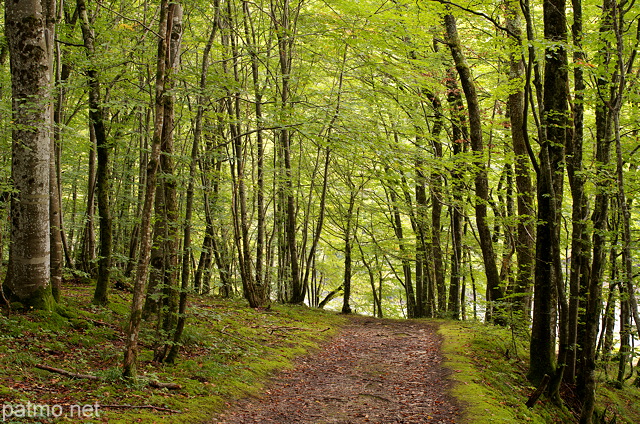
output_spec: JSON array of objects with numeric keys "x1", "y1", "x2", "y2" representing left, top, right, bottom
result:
[
  {"x1": 123, "y1": 0, "x2": 170, "y2": 378},
  {"x1": 77, "y1": 0, "x2": 112, "y2": 306},
  {"x1": 386, "y1": 168, "x2": 416, "y2": 318},
  {"x1": 4, "y1": 0, "x2": 56, "y2": 310},
  {"x1": 444, "y1": 69, "x2": 467, "y2": 320},
  {"x1": 506, "y1": 0, "x2": 535, "y2": 319},
  {"x1": 166, "y1": 15, "x2": 218, "y2": 364},
  {"x1": 271, "y1": 0, "x2": 304, "y2": 304},
  {"x1": 341, "y1": 186, "x2": 357, "y2": 314},
  {"x1": 577, "y1": 3, "x2": 616, "y2": 417},
  {"x1": 444, "y1": 14, "x2": 503, "y2": 323},
  {"x1": 529, "y1": 0, "x2": 569, "y2": 399},
  {"x1": 426, "y1": 93, "x2": 445, "y2": 318},
  {"x1": 565, "y1": 0, "x2": 589, "y2": 384}
]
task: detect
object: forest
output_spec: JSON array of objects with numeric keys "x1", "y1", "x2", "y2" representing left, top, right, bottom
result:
[{"x1": 1, "y1": 0, "x2": 640, "y2": 422}]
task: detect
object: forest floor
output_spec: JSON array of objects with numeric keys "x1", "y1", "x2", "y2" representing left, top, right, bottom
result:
[
  {"x1": 2, "y1": 283, "x2": 639, "y2": 423},
  {"x1": 213, "y1": 315, "x2": 462, "y2": 424}
]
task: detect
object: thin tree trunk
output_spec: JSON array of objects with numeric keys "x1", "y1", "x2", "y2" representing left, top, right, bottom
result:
[
  {"x1": 341, "y1": 187, "x2": 357, "y2": 314},
  {"x1": 578, "y1": 0, "x2": 621, "y2": 418},
  {"x1": 51, "y1": 34, "x2": 71, "y2": 301},
  {"x1": 444, "y1": 69, "x2": 467, "y2": 319},
  {"x1": 386, "y1": 169, "x2": 415, "y2": 318},
  {"x1": 185, "y1": 15, "x2": 218, "y2": 296},
  {"x1": 242, "y1": 0, "x2": 267, "y2": 292},
  {"x1": 506, "y1": 1, "x2": 535, "y2": 319},
  {"x1": 123, "y1": 0, "x2": 170, "y2": 378},
  {"x1": 444, "y1": 14, "x2": 503, "y2": 323},
  {"x1": 77, "y1": 0, "x2": 112, "y2": 306},
  {"x1": 425, "y1": 92, "x2": 444, "y2": 318},
  {"x1": 301, "y1": 44, "x2": 347, "y2": 298},
  {"x1": 50, "y1": 98, "x2": 63, "y2": 303},
  {"x1": 79, "y1": 125, "x2": 97, "y2": 276},
  {"x1": 565, "y1": 0, "x2": 589, "y2": 383},
  {"x1": 271, "y1": 0, "x2": 303, "y2": 304}
]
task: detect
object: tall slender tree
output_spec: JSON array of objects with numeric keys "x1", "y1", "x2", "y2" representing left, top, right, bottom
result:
[
  {"x1": 444, "y1": 12, "x2": 503, "y2": 323},
  {"x1": 123, "y1": 0, "x2": 172, "y2": 378},
  {"x1": 529, "y1": 0, "x2": 570, "y2": 399}
]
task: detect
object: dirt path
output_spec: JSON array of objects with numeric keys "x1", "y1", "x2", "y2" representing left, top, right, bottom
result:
[{"x1": 213, "y1": 316, "x2": 463, "y2": 423}]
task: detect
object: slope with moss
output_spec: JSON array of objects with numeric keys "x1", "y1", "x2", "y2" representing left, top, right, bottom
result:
[
  {"x1": 0, "y1": 282, "x2": 347, "y2": 423},
  {"x1": 439, "y1": 320, "x2": 640, "y2": 424}
]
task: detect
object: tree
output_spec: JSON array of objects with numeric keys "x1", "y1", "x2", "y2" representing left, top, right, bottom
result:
[
  {"x1": 444, "y1": 12, "x2": 503, "y2": 324},
  {"x1": 271, "y1": 0, "x2": 304, "y2": 304},
  {"x1": 76, "y1": 0, "x2": 113, "y2": 306},
  {"x1": 123, "y1": 0, "x2": 173, "y2": 378},
  {"x1": 529, "y1": 0, "x2": 570, "y2": 400},
  {"x1": 505, "y1": 0, "x2": 535, "y2": 319},
  {"x1": 3, "y1": 0, "x2": 56, "y2": 310}
]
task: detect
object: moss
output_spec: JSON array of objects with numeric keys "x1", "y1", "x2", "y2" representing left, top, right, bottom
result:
[
  {"x1": 596, "y1": 383, "x2": 640, "y2": 423},
  {"x1": 0, "y1": 385, "x2": 17, "y2": 399},
  {"x1": 21, "y1": 285, "x2": 57, "y2": 311},
  {"x1": 438, "y1": 321, "x2": 573, "y2": 424},
  {"x1": 0, "y1": 284, "x2": 347, "y2": 423}
]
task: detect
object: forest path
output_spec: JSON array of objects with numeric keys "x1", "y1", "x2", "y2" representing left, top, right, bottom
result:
[{"x1": 212, "y1": 315, "x2": 463, "y2": 424}]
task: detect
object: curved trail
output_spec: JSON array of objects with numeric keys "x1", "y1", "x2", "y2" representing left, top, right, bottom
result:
[{"x1": 214, "y1": 316, "x2": 462, "y2": 423}]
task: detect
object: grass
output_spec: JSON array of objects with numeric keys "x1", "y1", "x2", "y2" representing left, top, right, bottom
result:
[
  {"x1": 438, "y1": 320, "x2": 640, "y2": 424},
  {"x1": 5, "y1": 283, "x2": 638, "y2": 424},
  {"x1": 0, "y1": 282, "x2": 347, "y2": 423}
]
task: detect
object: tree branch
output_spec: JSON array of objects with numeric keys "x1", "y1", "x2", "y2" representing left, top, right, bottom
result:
[{"x1": 433, "y1": 0, "x2": 521, "y2": 41}]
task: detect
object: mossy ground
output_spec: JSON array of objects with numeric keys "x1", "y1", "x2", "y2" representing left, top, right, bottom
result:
[
  {"x1": 5, "y1": 285, "x2": 638, "y2": 424},
  {"x1": 0, "y1": 281, "x2": 346, "y2": 423},
  {"x1": 439, "y1": 320, "x2": 640, "y2": 424}
]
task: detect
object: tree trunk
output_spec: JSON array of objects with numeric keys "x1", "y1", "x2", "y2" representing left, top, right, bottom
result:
[
  {"x1": 165, "y1": 17, "x2": 210, "y2": 361},
  {"x1": 387, "y1": 171, "x2": 415, "y2": 318},
  {"x1": 426, "y1": 92, "x2": 445, "y2": 318},
  {"x1": 444, "y1": 14, "x2": 503, "y2": 323},
  {"x1": 222, "y1": 0, "x2": 264, "y2": 308},
  {"x1": 271, "y1": 0, "x2": 304, "y2": 304},
  {"x1": 79, "y1": 125, "x2": 97, "y2": 276},
  {"x1": 444, "y1": 69, "x2": 467, "y2": 320},
  {"x1": 341, "y1": 187, "x2": 357, "y2": 314},
  {"x1": 50, "y1": 101, "x2": 63, "y2": 304},
  {"x1": 179, "y1": 15, "x2": 217, "y2": 300},
  {"x1": 151, "y1": 2, "x2": 183, "y2": 363},
  {"x1": 77, "y1": 0, "x2": 112, "y2": 306},
  {"x1": 123, "y1": 0, "x2": 170, "y2": 378},
  {"x1": 565, "y1": 0, "x2": 589, "y2": 383},
  {"x1": 242, "y1": 0, "x2": 267, "y2": 292},
  {"x1": 302, "y1": 44, "x2": 346, "y2": 301},
  {"x1": 577, "y1": 0, "x2": 617, "y2": 418},
  {"x1": 529, "y1": 0, "x2": 570, "y2": 399},
  {"x1": 4, "y1": 0, "x2": 56, "y2": 310},
  {"x1": 506, "y1": 1, "x2": 535, "y2": 319}
]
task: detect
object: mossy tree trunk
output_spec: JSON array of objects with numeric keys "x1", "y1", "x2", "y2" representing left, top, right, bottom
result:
[
  {"x1": 4, "y1": 0, "x2": 56, "y2": 311},
  {"x1": 123, "y1": 0, "x2": 170, "y2": 378}
]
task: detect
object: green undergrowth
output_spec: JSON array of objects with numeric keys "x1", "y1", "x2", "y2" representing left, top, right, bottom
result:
[
  {"x1": 0, "y1": 282, "x2": 347, "y2": 423},
  {"x1": 439, "y1": 320, "x2": 640, "y2": 424}
]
